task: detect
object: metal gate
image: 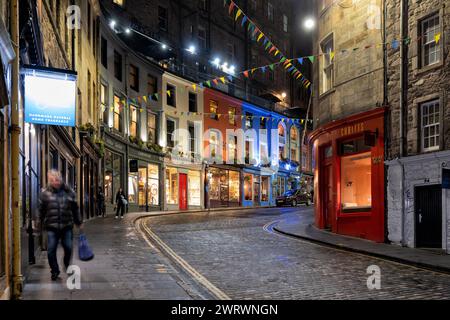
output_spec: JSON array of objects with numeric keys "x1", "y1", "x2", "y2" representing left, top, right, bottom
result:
[{"x1": 415, "y1": 184, "x2": 442, "y2": 248}]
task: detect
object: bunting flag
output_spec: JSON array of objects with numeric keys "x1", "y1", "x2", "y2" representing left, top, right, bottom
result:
[
  {"x1": 241, "y1": 16, "x2": 248, "y2": 27},
  {"x1": 330, "y1": 51, "x2": 335, "y2": 61},
  {"x1": 220, "y1": 77, "x2": 226, "y2": 84},
  {"x1": 235, "y1": 9, "x2": 242, "y2": 21},
  {"x1": 257, "y1": 33, "x2": 264, "y2": 42},
  {"x1": 206, "y1": 81, "x2": 212, "y2": 87},
  {"x1": 308, "y1": 56, "x2": 315, "y2": 63},
  {"x1": 192, "y1": 84, "x2": 197, "y2": 91},
  {"x1": 167, "y1": 90, "x2": 171, "y2": 97},
  {"x1": 243, "y1": 70, "x2": 249, "y2": 78},
  {"x1": 213, "y1": 79, "x2": 219, "y2": 86},
  {"x1": 391, "y1": 40, "x2": 399, "y2": 50},
  {"x1": 297, "y1": 57, "x2": 303, "y2": 65},
  {"x1": 228, "y1": 1, "x2": 235, "y2": 15},
  {"x1": 435, "y1": 33, "x2": 441, "y2": 44}
]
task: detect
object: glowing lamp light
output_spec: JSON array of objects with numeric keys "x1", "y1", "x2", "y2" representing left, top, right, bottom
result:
[
  {"x1": 110, "y1": 20, "x2": 116, "y2": 29},
  {"x1": 125, "y1": 28, "x2": 131, "y2": 34},
  {"x1": 304, "y1": 18, "x2": 315, "y2": 31},
  {"x1": 187, "y1": 45, "x2": 196, "y2": 54},
  {"x1": 213, "y1": 58, "x2": 221, "y2": 66},
  {"x1": 161, "y1": 44, "x2": 167, "y2": 50},
  {"x1": 285, "y1": 163, "x2": 291, "y2": 170}
]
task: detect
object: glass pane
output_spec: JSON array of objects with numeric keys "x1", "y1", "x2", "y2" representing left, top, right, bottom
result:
[
  {"x1": 341, "y1": 152, "x2": 372, "y2": 211},
  {"x1": 188, "y1": 171, "x2": 201, "y2": 206},
  {"x1": 229, "y1": 171, "x2": 240, "y2": 202},
  {"x1": 148, "y1": 164, "x2": 159, "y2": 205},
  {"x1": 165, "y1": 167, "x2": 178, "y2": 205},
  {"x1": 128, "y1": 173, "x2": 138, "y2": 204},
  {"x1": 244, "y1": 174, "x2": 253, "y2": 200},
  {"x1": 261, "y1": 177, "x2": 269, "y2": 202}
]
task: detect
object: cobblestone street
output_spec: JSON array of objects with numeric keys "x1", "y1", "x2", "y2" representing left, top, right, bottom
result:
[{"x1": 143, "y1": 207, "x2": 450, "y2": 300}]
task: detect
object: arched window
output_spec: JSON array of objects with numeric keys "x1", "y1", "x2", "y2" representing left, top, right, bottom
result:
[
  {"x1": 290, "y1": 126, "x2": 299, "y2": 162},
  {"x1": 278, "y1": 122, "x2": 287, "y2": 160}
]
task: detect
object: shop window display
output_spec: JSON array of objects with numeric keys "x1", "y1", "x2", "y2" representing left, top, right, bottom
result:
[
  {"x1": 138, "y1": 167, "x2": 147, "y2": 206},
  {"x1": 341, "y1": 151, "x2": 372, "y2": 212},
  {"x1": 261, "y1": 176, "x2": 269, "y2": 202},
  {"x1": 166, "y1": 167, "x2": 178, "y2": 204},
  {"x1": 229, "y1": 171, "x2": 240, "y2": 202},
  {"x1": 148, "y1": 164, "x2": 159, "y2": 205},
  {"x1": 128, "y1": 172, "x2": 138, "y2": 203},
  {"x1": 188, "y1": 171, "x2": 201, "y2": 206},
  {"x1": 244, "y1": 174, "x2": 253, "y2": 201}
]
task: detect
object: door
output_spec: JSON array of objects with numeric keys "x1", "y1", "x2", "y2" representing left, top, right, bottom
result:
[
  {"x1": 179, "y1": 173, "x2": 188, "y2": 210},
  {"x1": 322, "y1": 163, "x2": 333, "y2": 229},
  {"x1": 415, "y1": 185, "x2": 442, "y2": 248}
]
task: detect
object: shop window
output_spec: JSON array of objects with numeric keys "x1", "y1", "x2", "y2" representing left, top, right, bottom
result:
[
  {"x1": 244, "y1": 174, "x2": 253, "y2": 201},
  {"x1": 137, "y1": 167, "x2": 146, "y2": 206},
  {"x1": 228, "y1": 107, "x2": 236, "y2": 125},
  {"x1": 165, "y1": 167, "x2": 178, "y2": 204},
  {"x1": 340, "y1": 137, "x2": 371, "y2": 156},
  {"x1": 147, "y1": 112, "x2": 157, "y2": 144},
  {"x1": 229, "y1": 171, "x2": 240, "y2": 202},
  {"x1": 420, "y1": 13, "x2": 440, "y2": 67},
  {"x1": 167, "y1": 84, "x2": 176, "y2": 107},
  {"x1": 209, "y1": 168, "x2": 220, "y2": 201},
  {"x1": 421, "y1": 99, "x2": 440, "y2": 152},
  {"x1": 253, "y1": 176, "x2": 260, "y2": 203},
  {"x1": 148, "y1": 164, "x2": 159, "y2": 205},
  {"x1": 128, "y1": 165, "x2": 138, "y2": 204},
  {"x1": 261, "y1": 177, "x2": 269, "y2": 202},
  {"x1": 129, "y1": 105, "x2": 138, "y2": 137},
  {"x1": 188, "y1": 171, "x2": 201, "y2": 206},
  {"x1": 210, "y1": 100, "x2": 218, "y2": 120},
  {"x1": 129, "y1": 64, "x2": 139, "y2": 92},
  {"x1": 341, "y1": 152, "x2": 372, "y2": 212},
  {"x1": 277, "y1": 176, "x2": 286, "y2": 197},
  {"x1": 113, "y1": 153, "x2": 123, "y2": 202},
  {"x1": 113, "y1": 95, "x2": 123, "y2": 132}
]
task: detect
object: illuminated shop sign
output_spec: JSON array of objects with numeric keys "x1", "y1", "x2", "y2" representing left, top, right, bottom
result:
[{"x1": 23, "y1": 66, "x2": 77, "y2": 127}]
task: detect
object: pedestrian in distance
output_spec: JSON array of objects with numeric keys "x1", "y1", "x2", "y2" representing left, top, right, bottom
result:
[
  {"x1": 114, "y1": 188, "x2": 127, "y2": 219},
  {"x1": 97, "y1": 186, "x2": 105, "y2": 217},
  {"x1": 38, "y1": 169, "x2": 84, "y2": 281}
]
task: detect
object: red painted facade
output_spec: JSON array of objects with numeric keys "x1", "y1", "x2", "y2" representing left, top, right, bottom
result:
[
  {"x1": 203, "y1": 88, "x2": 243, "y2": 160},
  {"x1": 309, "y1": 108, "x2": 387, "y2": 242}
]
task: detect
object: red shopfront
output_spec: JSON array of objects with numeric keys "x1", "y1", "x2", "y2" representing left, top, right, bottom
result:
[{"x1": 310, "y1": 108, "x2": 386, "y2": 243}]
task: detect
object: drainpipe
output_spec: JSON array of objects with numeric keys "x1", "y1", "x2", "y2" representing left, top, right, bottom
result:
[
  {"x1": 10, "y1": 0, "x2": 23, "y2": 299},
  {"x1": 399, "y1": 0, "x2": 408, "y2": 246}
]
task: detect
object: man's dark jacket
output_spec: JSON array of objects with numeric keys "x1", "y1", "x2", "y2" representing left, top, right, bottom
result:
[{"x1": 39, "y1": 184, "x2": 82, "y2": 231}]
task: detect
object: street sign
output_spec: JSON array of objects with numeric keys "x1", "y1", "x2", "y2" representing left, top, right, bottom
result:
[{"x1": 129, "y1": 159, "x2": 138, "y2": 173}]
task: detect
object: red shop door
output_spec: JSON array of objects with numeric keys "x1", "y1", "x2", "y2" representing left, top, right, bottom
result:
[
  {"x1": 322, "y1": 163, "x2": 333, "y2": 229},
  {"x1": 179, "y1": 173, "x2": 188, "y2": 210}
]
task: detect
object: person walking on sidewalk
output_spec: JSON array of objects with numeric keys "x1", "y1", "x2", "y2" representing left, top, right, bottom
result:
[
  {"x1": 115, "y1": 188, "x2": 127, "y2": 219},
  {"x1": 97, "y1": 186, "x2": 105, "y2": 217},
  {"x1": 38, "y1": 170, "x2": 83, "y2": 281}
]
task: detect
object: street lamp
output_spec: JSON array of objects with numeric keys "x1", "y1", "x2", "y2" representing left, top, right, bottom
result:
[{"x1": 303, "y1": 17, "x2": 315, "y2": 31}]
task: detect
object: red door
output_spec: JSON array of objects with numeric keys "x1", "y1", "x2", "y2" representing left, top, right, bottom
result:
[
  {"x1": 179, "y1": 173, "x2": 188, "y2": 210},
  {"x1": 322, "y1": 163, "x2": 333, "y2": 229}
]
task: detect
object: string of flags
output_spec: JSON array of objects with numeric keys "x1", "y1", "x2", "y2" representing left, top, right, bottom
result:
[{"x1": 225, "y1": 0, "x2": 311, "y2": 89}]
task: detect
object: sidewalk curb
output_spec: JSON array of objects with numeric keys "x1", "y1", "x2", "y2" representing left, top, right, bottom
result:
[{"x1": 273, "y1": 223, "x2": 450, "y2": 275}]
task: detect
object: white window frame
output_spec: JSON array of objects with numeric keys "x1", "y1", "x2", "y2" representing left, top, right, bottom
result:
[
  {"x1": 421, "y1": 99, "x2": 440, "y2": 152},
  {"x1": 420, "y1": 13, "x2": 440, "y2": 67},
  {"x1": 320, "y1": 34, "x2": 334, "y2": 94},
  {"x1": 283, "y1": 15, "x2": 288, "y2": 32}
]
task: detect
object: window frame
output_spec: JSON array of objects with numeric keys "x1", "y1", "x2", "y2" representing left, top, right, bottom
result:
[
  {"x1": 166, "y1": 84, "x2": 176, "y2": 107},
  {"x1": 158, "y1": 6, "x2": 168, "y2": 32},
  {"x1": 320, "y1": 33, "x2": 334, "y2": 95},
  {"x1": 129, "y1": 64, "x2": 140, "y2": 92},
  {"x1": 113, "y1": 94, "x2": 124, "y2": 133},
  {"x1": 114, "y1": 50, "x2": 123, "y2": 81},
  {"x1": 189, "y1": 92, "x2": 197, "y2": 113},
  {"x1": 147, "y1": 111, "x2": 157, "y2": 144},
  {"x1": 420, "y1": 99, "x2": 441, "y2": 153},
  {"x1": 419, "y1": 13, "x2": 441, "y2": 68},
  {"x1": 129, "y1": 104, "x2": 139, "y2": 138}
]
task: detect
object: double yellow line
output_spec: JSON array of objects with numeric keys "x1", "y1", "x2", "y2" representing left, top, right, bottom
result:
[{"x1": 137, "y1": 218, "x2": 231, "y2": 300}]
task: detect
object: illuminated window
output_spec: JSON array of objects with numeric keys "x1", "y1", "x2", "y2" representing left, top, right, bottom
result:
[
  {"x1": 210, "y1": 130, "x2": 220, "y2": 159},
  {"x1": 166, "y1": 118, "x2": 176, "y2": 150},
  {"x1": 138, "y1": 167, "x2": 147, "y2": 206},
  {"x1": 147, "y1": 112, "x2": 156, "y2": 144},
  {"x1": 228, "y1": 135, "x2": 237, "y2": 163},
  {"x1": 147, "y1": 164, "x2": 159, "y2": 205},
  {"x1": 165, "y1": 167, "x2": 178, "y2": 204},
  {"x1": 278, "y1": 122, "x2": 286, "y2": 160},
  {"x1": 261, "y1": 177, "x2": 269, "y2": 202},
  {"x1": 341, "y1": 152, "x2": 372, "y2": 212},
  {"x1": 113, "y1": 0, "x2": 124, "y2": 6},
  {"x1": 210, "y1": 100, "x2": 218, "y2": 120},
  {"x1": 101, "y1": 83, "x2": 108, "y2": 123},
  {"x1": 228, "y1": 107, "x2": 236, "y2": 125},
  {"x1": 229, "y1": 171, "x2": 240, "y2": 202},
  {"x1": 188, "y1": 171, "x2": 201, "y2": 206},
  {"x1": 129, "y1": 105, "x2": 138, "y2": 137},
  {"x1": 290, "y1": 126, "x2": 299, "y2": 161},
  {"x1": 244, "y1": 174, "x2": 253, "y2": 200},
  {"x1": 113, "y1": 95, "x2": 123, "y2": 132},
  {"x1": 128, "y1": 171, "x2": 138, "y2": 204}
]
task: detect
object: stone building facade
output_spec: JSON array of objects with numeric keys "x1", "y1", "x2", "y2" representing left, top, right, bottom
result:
[
  {"x1": 385, "y1": 0, "x2": 450, "y2": 253},
  {"x1": 310, "y1": 0, "x2": 387, "y2": 242}
]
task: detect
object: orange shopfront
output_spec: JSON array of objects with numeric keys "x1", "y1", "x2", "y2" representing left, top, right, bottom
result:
[{"x1": 310, "y1": 108, "x2": 386, "y2": 242}]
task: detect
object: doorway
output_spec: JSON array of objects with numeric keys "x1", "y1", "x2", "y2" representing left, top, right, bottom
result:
[
  {"x1": 179, "y1": 173, "x2": 188, "y2": 210},
  {"x1": 415, "y1": 185, "x2": 442, "y2": 248},
  {"x1": 320, "y1": 145, "x2": 333, "y2": 230}
]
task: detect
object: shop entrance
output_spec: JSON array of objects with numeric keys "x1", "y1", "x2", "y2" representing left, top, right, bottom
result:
[
  {"x1": 415, "y1": 185, "x2": 442, "y2": 248},
  {"x1": 321, "y1": 145, "x2": 333, "y2": 230},
  {"x1": 179, "y1": 173, "x2": 188, "y2": 210}
]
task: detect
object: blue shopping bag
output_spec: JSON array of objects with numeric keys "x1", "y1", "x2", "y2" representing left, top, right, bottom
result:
[{"x1": 78, "y1": 233, "x2": 94, "y2": 261}]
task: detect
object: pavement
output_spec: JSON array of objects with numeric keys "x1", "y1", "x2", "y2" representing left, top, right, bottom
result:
[
  {"x1": 22, "y1": 212, "x2": 209, "y2": 300},
  {"x1": 272, "y1": 211, "x2": 450, "y2": 274}
]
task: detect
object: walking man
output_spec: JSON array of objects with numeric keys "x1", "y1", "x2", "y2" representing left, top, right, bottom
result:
[{"x1": 39, "y1": 170, "x2": 83, "y2": 281}]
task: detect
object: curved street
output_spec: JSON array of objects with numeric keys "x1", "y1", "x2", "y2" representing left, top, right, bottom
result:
[{"x1": 141, "y1": 207, "x2": 450, "y2": 300}]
